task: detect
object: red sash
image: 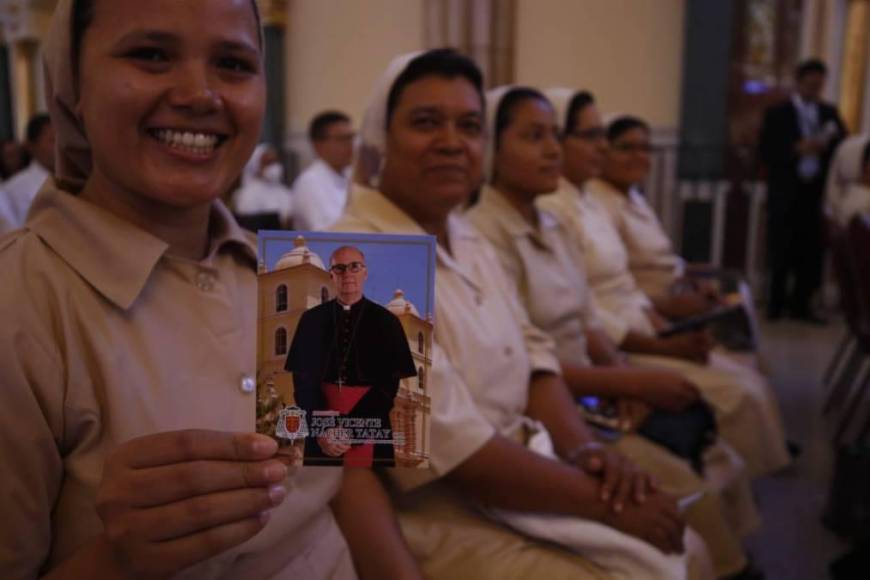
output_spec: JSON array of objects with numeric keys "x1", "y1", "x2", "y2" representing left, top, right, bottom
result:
[{"x1": 320, "y1": 382, "x2": 374, "y2": 467}]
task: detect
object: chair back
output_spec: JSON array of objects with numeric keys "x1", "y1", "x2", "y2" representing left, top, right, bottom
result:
[
  {"x1": 830, "y1": 218, "x2": 863, "y2": 337},
  {"x1": 847, "y1": 213, "x2": 870, "y2": 350}
]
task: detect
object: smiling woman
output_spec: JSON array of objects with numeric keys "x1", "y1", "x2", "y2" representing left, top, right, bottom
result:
[
  {"x1": 0, "y1": 1, "x2": 387, "y2": 579},
  {"x1": 67, "y1": 0, "x2": 266, "y2": 258}
]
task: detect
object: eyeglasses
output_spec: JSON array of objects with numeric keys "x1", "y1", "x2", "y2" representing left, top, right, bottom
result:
[
  {"x1": 565, "y1": 127, "x2": 607, "y2": 142},
  {"x1": 330, "y1": 261, "x2": 366, "y2": 274},
  {"x1": 323, "y1": 133, "x2": 356, "y2": 143},
  {"x1": 611, "y1": 142, "x2": 653, "y2": 154}
]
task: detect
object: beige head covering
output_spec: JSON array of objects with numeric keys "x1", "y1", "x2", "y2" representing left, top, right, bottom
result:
[
  {"x1": 354, "y1": 51, "x2": 423, "y2": 188},
  {"x1": 483, "y1": 85, "x2": 516, "y2": 183},
  {"x1": 826, "y1": 134, "x2": 870, "y2": 210},
  {"x1": 358, "y1": 51, "x2": 424, "y2": 157},
  {"x1": 543, "y1": 87, "x2": 578, "y2": 134},
  {"x1": 44, "y1": 0, "x2": 91, "y2": 191},
  {"x1": 43, "y1": 0, "x2": 263, "y2": 192}
]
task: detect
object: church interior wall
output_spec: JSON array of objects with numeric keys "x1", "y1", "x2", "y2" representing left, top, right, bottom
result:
[
  {"x1": 284, "y1": 0, "x2": 426, "y2": 166},
  {"x1": 513, "y1": 0, "x2": 686, "y2": 131}
]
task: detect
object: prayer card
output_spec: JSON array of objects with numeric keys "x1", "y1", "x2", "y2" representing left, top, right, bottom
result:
[{"x1": 256, "y1": 230, "x2": 435, "y2": 468}]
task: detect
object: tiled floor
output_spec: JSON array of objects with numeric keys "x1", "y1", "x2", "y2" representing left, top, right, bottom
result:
[{"x1": 744, "y1": 317, "x2": 852, "y2": 579}]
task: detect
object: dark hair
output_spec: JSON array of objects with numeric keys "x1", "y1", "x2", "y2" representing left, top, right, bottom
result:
[
  {"x1": 72, "y1": 0, "x2": 95, "y2": 73},
  {"x1": 564, "y1": 91, "x2": 595, "y2": 134},
  {"x1": 308, "y1": 110, "x2": 351, "y2": 142},
  {"x1": 385, "y1": 48, "x2": 484, "y2": 128},
  {"x1": 72, "y1": 0, "x2": 262, "y2": 70},
  {"x1": 0, "y1": 140, "x2": 25, "y2": 179},
  {"x1": 25, "y1": 114, "x2": 52, "y2": 144},
  {"x1": 494, "y1": 87, "x2": 549, "y2": 150},
  {"x1": 606, "y1": 115, "x2": 650, "y2": 142},
  {"x1": 862, "y1": 141, "x2": 870, "y2": 170},
  {"x1": 796, "y1": 58, "x2": 827, "y2": 80}
]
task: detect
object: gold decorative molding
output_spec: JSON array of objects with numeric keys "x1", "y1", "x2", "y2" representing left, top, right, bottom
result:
[
  {"x1": 423, "y1": 0, "x2": 515, "y2": 87},
  {"x1": 838, "y1": 0, "x2": 870, "y2": 132},
  {"x1": 257, "y1": 0, "x2": 288, "y2": 28}
]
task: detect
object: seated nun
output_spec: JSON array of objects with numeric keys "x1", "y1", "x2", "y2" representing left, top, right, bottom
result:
[
  {"x1": 0, "y1": 1, "x2": 419, "y2": 578},
  {"x1": 583, "y1": 116, "x2": 736, "y2": 323},
  {"x1": 467, "y1": 85, "x2": 763, "y2": 579},
  {"x1": 333, "y1": 48, "x2": 716, "y2": 580},
  {"x1": 586, "y1": 115, "x2": 765, "y2": 359},
  {"x1": 538, "y1": 90, "x2": 790, "y2": 481}
]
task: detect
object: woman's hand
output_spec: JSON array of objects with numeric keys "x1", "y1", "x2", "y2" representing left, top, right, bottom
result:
[
  {"x1": 616, "y1": 398, "x2": 652, "y2": 430},
  {"x1": 632, "y1": 370, "x2": 701, "y2": 412},
  {"x1": 95, "y1": 430, "x2": 287, "y2": 579},
  {"x1": 570, "y1": 444, "x2": 656, "y2": 513},
  {"x1": 657, "y1": 330, "x2": 714, "y2": 364},
  {"x1": 318, "y1": 427, "x2": 352, "y2": 457},
  {"x1": 601, "y1": 491, "x2": 686, "y2": 554}
]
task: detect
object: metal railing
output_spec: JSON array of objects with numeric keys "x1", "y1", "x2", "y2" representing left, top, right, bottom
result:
[{"x1": 642, "y1": 143, "x2": 768, "y2": 296}]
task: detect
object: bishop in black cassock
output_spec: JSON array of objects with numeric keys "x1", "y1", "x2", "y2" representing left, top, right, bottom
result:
[{"x1": 285, "y1": 296, "x2": 416, "y2": 466}]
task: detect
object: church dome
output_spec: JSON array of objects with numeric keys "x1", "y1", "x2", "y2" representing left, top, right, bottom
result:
[
  {"x1": 386, "y1": 289, "x2": 420, "y2": 317},
  {"x1": 274, "y1": 235, "x2": 326, "y2": 271}
]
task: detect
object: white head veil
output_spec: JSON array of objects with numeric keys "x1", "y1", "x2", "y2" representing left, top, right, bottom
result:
[
  {"x1": 354, "y1": 51, "x2": 423, "y2": 188},
  {"x1": 44, "y1": 0, "x2": 263, "y2": 192},
  {"x1": 543, "y1": 87, "x2": 579, "y2": 134},
  {"x1": 483, "y1": 85, "x2": 516, "y2": 184},
  {"x1": 826, "y1": 134, "x2": 870, "y2": 212}
]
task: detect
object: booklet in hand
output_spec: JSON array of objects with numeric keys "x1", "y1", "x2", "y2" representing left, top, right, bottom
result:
[
  {"x1": 255, "y1": 230, "x2": 435, "y2": 469},
  {"x1": 657, "y1": 303, "x2": 745, "y2": 338}
]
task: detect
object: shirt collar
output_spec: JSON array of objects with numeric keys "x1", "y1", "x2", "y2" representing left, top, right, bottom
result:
[
  {"x1": 792, "y1": 93, "x2": 818, "y2": 112},
  {"x1": 26, "y1": 179, "x2": 256, "y2": 310},
  {"x1": 345, "y1": 184, "x2": 481, "y2": 282},
  {"x1": 314, "y1": 158, "x2": 350, "y2": 188},
  {"x1": 589, "y1": 178, "x2": 629, "y2": 205},
  {"x1": 479, "y1": 184, "x2": 556, "y2": 250}
]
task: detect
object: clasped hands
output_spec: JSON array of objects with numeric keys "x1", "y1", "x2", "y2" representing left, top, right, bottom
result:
[{"x1": 566, "y1": 442, "x2": 686, "y2": 555}]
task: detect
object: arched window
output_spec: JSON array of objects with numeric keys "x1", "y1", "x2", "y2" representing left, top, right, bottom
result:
[
  {"x1": 276, "y1": 284, "x2": 288, "y2": 312},
  {"x1": 417, "y1": 331, "x2": 425, "y2": 354},
  {"x1": 321, "y1": 286, "x2": 329, "y2": 303},
  {"x1": 275, "y1": 328, "x2": 288, "y2": 355},
  {"x1": 418, "y1": 366, "x2": 426, "y2": 389}
]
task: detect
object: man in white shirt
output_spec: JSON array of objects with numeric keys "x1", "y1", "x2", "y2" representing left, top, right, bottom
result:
[
  {"x1": 292, "y1": 111, "x2": 354, "y2": 231},
  {"x1": 0, "y1": 114, "x2": 55, "y2": 234}
]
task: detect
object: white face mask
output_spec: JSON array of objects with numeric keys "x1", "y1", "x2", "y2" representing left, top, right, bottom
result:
[{"x1": 261, "y1": 162, "x2": 285, "y2": 184}]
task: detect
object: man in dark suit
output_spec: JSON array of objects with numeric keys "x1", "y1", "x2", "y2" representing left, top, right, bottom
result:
[
  {"x1": 760, "y1": 59, "x2": 846, "y2": 322},
  {"x1": 285, "y1": 245, "x2": 416, "y2": 467}
]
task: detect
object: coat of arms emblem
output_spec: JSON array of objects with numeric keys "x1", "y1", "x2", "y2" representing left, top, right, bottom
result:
[{"x1": 276, "y1": 405, "x2": 309, "y2": 440}]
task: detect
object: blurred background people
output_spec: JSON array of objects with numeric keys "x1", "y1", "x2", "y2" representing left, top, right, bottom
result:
[
  {"x1": 759, "y1": 59, "x2": 846, "y2": 323},
  {"x1": 0, "y1": 139, "x2": 27, "y2": 182},
  {"x1": 0, "y1": 114, "x2": 55, "y2": 234},
  {"x1": 826, "y1": 134, "x2": 870, "y2": 225},
  {"x1": 292, "y1": 110, "x2": 354, "y2": 231},
  {"x1": 233, "y1": 143, "x2": 293, "y2": 229}
]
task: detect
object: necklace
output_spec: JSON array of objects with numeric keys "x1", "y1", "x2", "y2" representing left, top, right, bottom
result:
[{"x1": 330, "y1": 299, "x2": 367, "y2": 390}]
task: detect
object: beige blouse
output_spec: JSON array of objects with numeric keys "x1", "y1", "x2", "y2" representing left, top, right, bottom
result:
[
  {"x1": 586, "y1": 178, "x2": 684, "y2": 298},
  {"x1": 0, "y1": 182, "x2": 351, "y2": 579},
  {"x1": 333, "y1": 186, "x2": 561, "y2": 490},
  {"x1": 467, "y1": 185, "x2": 600, "y2": 368},
  {"x1": 538, "y1": 179, "x2": 654, "y2": 343}
]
